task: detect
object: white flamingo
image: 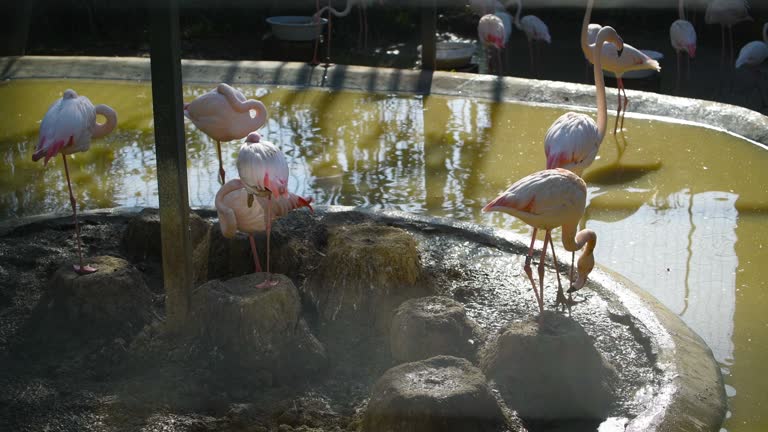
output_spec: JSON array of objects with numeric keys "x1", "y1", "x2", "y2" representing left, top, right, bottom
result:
[
  {"x1": 705, "y1": 0, "x2": 752, "y2": 68},
  {"x1": 513, "y1": 0, "x2": 551, "y2": 75},
  {"x1": 478, "y1": 12, "x2": 512, "y2": 75},
  {"x1": 183, "y1": 83, "x2": 268, "y2": 185},
  {"x1": 235, "y1": 131, "x2": 290, "y2": 287},
  {"x1": 581, "y1": 0, "x2": 660, "y2": 134},
  {"x1": 32, "y1": 89, "x2": 118, "y2": 274},
  {"x1": 735, "y1": 22, "x2": 768, "y2": 69},
  {"x1": 670, "y1": 0, "x2": 697, "y2": 91}
]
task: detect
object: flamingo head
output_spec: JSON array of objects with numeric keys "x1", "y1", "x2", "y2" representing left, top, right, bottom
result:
[
  {"x1": 63, "y1": 89, "x2": 78, "y2": 99},
  {"x1": 568, "y1": 252, "x2": 595, "y2": 293},
  {"x1": 246, "y1": 131, "x2": 262, "y2": 143},
  {"x1": 297, "y1": 196, "x2": 315, "y2": 213}
]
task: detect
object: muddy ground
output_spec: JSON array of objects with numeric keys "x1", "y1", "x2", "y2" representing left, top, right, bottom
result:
[{"x1": 0, "y1": 208, "x2": 660, "y2": 431}]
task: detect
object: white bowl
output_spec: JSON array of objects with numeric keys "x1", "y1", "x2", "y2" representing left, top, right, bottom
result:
[
  {"x1": 419, "y1": 42, "x2": 477, "y2": 70},
  {"x1": 604, "y1": 50, "x2": 663, "y2": 79},
  {"x1": 267, "y1": 16, "x2": 328, "y2": 42}
]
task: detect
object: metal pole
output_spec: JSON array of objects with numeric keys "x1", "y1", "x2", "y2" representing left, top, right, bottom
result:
[
  {"x1": 149, "y1": 0, "x2": 193, "y2": 332},
  {"x1": 420, "y1": 0, "x2": 436, "y2": 70}
]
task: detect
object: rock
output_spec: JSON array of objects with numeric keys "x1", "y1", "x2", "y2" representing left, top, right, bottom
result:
[
  {"x1": 390, "y1": 296, "x2": 483, "y2": 363},
  {"x1": 189, "y1": 273, "x2": 327, "y2": 378},
  {"x1": 41, "y1": 255, "x2": 154, "y2": 334},
  {"x1": 121, "y1": 208, "x2": 211, "y2": 285},
  {"x1": 479, "y1": 311, "x2": 618, "y2": 421},
  {"x1": 363, "y1": 356, "x2": 525, "y2": 432},
  {"x1": 206, "y1": 224, "x2": 256, "y2": 280},
  {"x1": 303, "y1": 223, "x2": 435, "y2": 338}
]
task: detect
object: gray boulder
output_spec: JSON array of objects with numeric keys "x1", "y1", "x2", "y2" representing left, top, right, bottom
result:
[
  {"x1": 390, "y1": 296, "x2": 483, "y2": 363},
  {"x1": 363, "y1": 355, "x2": 525, "y2": 432},
  {"x1": 480, "y1": 311, "x2": 618, "y2": 421}
]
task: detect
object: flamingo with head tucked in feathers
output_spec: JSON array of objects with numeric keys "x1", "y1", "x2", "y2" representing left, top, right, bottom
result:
[
  {"x1": 183, "y1": 83, "x2": 268, "y2": 185},
  {"x1": 735, "y1": 22, "x2": 768, "y2": 69},
  {"x1": 706, "y1": 0, "x2": 752, "y2": 68},
  {"x1": 216, "y1": 178, "x2": 312, "y2": 281},
  {"x1": 582, "y1": 0, "x2": 660, "y2": 134},
  {"x1": 513, "y1": 0, "x2": 551, "y2": 75},
  {"x1": 670, "y1": 0, "x2": 697, "y2": 91},
  {"x1": 234, "y1": 131, "x2": 290, "y2": 287},
  {"x1": 32, "y1": 89, "x2": 118, "y2": 275},
  {"x1": 483, "y1": 168, "x2": 598, "y2": 315}
]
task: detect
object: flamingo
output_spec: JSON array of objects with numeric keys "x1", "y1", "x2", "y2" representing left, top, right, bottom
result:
[
  {"x1": 582, "y1": 0, "x2": 660, "y2": 134},
  {"x1": 512, "y1": 0, "x2": 551, "y2": 75},
  {"x1": 235, "y1": 131, "x2": 290, "y2": 287},
  {"x1": 478, "y1": 13, "x2": 512, "y2": 75},
  {"x1": 32, "y1": 89, "x2": 117, "y2": 275},
  {"x1": 705, "y1": 0, "x2": 752, "y2": 68},
  {"x1": 183, "y1": 83, "x2": 268, "y2": 185},
  {"x1": 312, "y1": 0, "x2": 359, "y2": 66},
  {"x1": 541, "y1": 25, "x2": 621, "y2": 308},
  {"x1": 482, "y1": 168, "x2": 597, "y2": 314},
  {"x1": 735, "y1": 23, "x2": 768, "y2": 69},
  {"x1": 215, "y1": 179, "x2": 312, "y2": 281},
  {"x1": 670, "y1": 0, "x2": 697, "y2": 91}
]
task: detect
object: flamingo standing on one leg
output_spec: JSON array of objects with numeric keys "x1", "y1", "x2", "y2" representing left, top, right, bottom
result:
[
  {"x1": 582, "y1": 0, "x2": 660, "y2": 134},
  {"x1": 705, "y1": 0, "x2": 752, "y2": 69},
  {"x1": 216, "y1": 179, "x2": 312, "y2": 278},
  {"x1": 478, "y1": 13, "x2": 511, "y2": 75},
  {"x1": 236, "y1": 131, "x2": 290, "y2": 288},
  {"x1": 670, "y1": 0, "x2": 697, "y2": 92},
  {"x1": 183, "y1": 83, "x2": 268, "y2": 185},
  {"x1": 483, "y1": 168, "x2": 597, "y2": 315},
  {"x1": 543, "y1": 25, "x2": 622, "y2": 309},
  {"x1": 32, "y1": 89, "x2": 118, "y2": 275},
  {"x1": 512, "y1": 0, "x2": 551, "y2": 76}
]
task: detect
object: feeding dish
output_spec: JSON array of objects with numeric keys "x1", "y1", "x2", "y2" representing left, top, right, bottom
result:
[
  {"x1": 604, "y1": 50, "x2": 664, "y2": 79},
  {"x1": 419, "y1": 42, "x2": 476, "y2": 70},
  {"x1": 266, "y1": 16, "x2": 328, "y2": 41}
]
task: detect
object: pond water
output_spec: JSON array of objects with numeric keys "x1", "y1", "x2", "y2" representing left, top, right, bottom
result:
[{"x1": 1, "y1": 79, "x2": 767, "y2": 431}]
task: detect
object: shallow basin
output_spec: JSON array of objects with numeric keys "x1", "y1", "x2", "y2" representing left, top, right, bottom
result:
[{"x1": 266, "y1": 16, "x2": 327, "y2": 41}]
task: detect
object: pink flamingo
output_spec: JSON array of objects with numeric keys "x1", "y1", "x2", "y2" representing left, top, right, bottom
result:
[
  {"x1": 581, "y1": 0, "x2": 660, "y2": 134},
  {"x1": 215, "y1": 178, "x2": 312, "y2": 281},
  {"x1": 541, "y1": 25, "x2": 620, "y2": 308},
  {"x1": 312, "y1": 0, "x2": 358, "y2": 66},
  {"x1": 235, "y1": 131, "x2": 290, "y2": 287},
  {"x1": 32, "y1": 89, "x2": 117, "y2": 275},
  {"x1": 670, "y1": 0, "x2": 697, "y2": 91},
  {"x1": 705, "y1": 0, "x2": 752, "y2": 68},
  {"x1": 183, "y1": 83, "x2": 268, "y2": 184},
  {"x1": 513, "y1": 0, "x2": 551, "y2": 75},
  {"x1": 483, "y1": 168, "x2": 597, "y2": 314},
  {"x1": 478, "y1": 13, "x2": 511, "y2": 75}
]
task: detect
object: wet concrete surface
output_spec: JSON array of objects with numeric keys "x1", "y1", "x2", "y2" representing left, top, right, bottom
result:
[{"x1": 0, "y1": 206, "x2": 724, "y2": 431}]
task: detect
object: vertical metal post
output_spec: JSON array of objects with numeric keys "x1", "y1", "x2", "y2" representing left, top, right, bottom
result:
[
  {"x1": 149, "y1": 0, "x2": 193, "y2": 332},
  {"x1": 420, "y1": 0, "x2": 436, "y2": 70}
]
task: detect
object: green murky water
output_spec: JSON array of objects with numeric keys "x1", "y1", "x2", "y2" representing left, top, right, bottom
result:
[{"x1": 1, "y1": 79, "x2": 767, "y2": 431}]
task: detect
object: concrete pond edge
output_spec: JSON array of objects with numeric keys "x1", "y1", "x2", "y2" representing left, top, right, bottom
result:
[
  {"x1": 0, "y1": 205, "x2": 727, "y2": 432},
  {"x1": 1, "y1": 55, "x2": 767, "y2": 147}
]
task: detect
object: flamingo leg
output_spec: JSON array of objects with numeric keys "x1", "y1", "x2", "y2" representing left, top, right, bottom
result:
[
  {"x1": 720, "y1": 25, "x2": 725, "y2": 69},
  {"x1": 216, "y1": 140, "x2": 225, "y2": 185},
  {"x1": 528, "y1": 39, "x2": 535, "y2": 75},
  {"x1": 496, "y1": 48, "x2": 503, "y2": 77},
  {"x1": 62, "y1": 153, "x2": 96, "y2": 275},
  {"x1": 613, "y1": 83, "x2": 622, "y2": 135},
  {"x1": 547, "y1": 231, "x2": 569, "y2": 314},
  {"x1": 686, "y1": 51, "x2": 691, "y2": 81},
  {"x1": 537, "y1": 229, "x2": 550, "y2": 311},
  {"x1": 676, "y1": 51, "x2": 681, "y2": 93},
  {"x1": 325, "y1": 0, "x2": 333, "y2": 65},
  {"x1": 248, "y1": 234, "x2": 263, "y2": 273},
  {"x1": 523, "y1": 228, "x2": 543, "y2": 313},
  {"x1": 619, "y1": 78, "x2": 628, "y2": 131},
  {"x1": 311, "y1": 0, "x2": 321, "y2": 65}
]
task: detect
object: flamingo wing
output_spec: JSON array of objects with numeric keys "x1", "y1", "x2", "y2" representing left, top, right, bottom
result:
[
  {"x1": 521, "y1": 15, "x2": 551, "y2": 43},
  {"x1": 600, "y1": 42, "x2": 660, "y2": 74},
  {"x1": 237, "y1": 139, "x2": 289, "y2": 198},
  {"x1": 735, "y1": 41, "x2": 768, "y2": 68},
  {"x1": 544, "y1": 112, "x2": 600, "y2": 174},
  {"x1": 34, "y1": 94, "x2": 95, "y2": 164},
  {"x1": 670, "y1": 19, "x2": 697, "y2": 57}
]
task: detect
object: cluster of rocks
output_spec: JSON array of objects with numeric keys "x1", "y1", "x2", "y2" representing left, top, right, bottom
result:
[{"x1": 37, "y1": 209, "x2": 619, "y2": 431}]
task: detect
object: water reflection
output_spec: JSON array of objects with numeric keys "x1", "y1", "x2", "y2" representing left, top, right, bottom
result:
[{"x1": 1, "y1": 80, "x2": 767, "y2": 431}]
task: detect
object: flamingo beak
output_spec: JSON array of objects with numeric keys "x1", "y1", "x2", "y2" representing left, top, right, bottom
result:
[{"x1": 617, "y1": 47, "x2": 624, "y2": 57}]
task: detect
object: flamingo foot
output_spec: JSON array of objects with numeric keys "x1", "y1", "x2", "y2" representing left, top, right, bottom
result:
[
  {"x1": 256, "y1": 275, "x2": 280, "y2": 289},
  {"x1": 73, "y1": 264, "x2": 98, "y2": 275}
]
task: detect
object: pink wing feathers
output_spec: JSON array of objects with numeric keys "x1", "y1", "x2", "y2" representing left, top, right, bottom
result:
[{"x1": 33, "y1": 90, "x2": 97, "y2": 165}]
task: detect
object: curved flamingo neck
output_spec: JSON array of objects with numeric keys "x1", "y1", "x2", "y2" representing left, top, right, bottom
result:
[
  {"x1": 92, "y1": 104, "x2": 117, "y2": 139},
  {"x1": 561, "y1": 223, "x2": 596, "y2": 253},
  {"x1": 215, "y1": 179, "x2": 245, "y2": 237},
  {"x1": 316, "y1": 0, "x2": 354, "y2": 18},
  {"x1": 581, "y1": 0, "x2": 594, "y2": 60},
  {"x1": 592, "y1": 29, "x2": 610, "y2": 143},
  {"x1": 513, "y1": 0, "x2": 522, "y2": 28},
  {"x1": 678, "y1": 0, "x2": 685, "y2": 21}
]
